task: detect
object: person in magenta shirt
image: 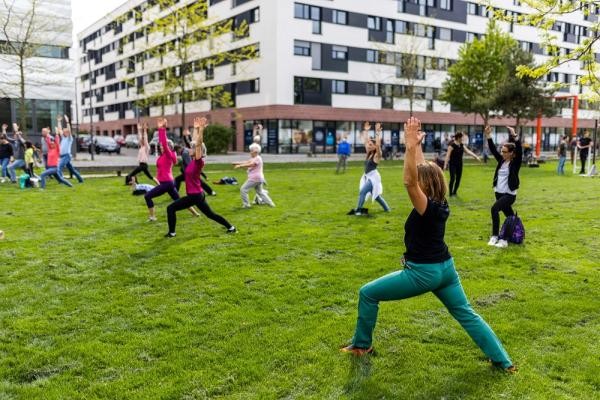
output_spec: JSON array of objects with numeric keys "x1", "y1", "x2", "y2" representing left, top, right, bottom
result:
[
  {"x1": 39, "y1": 127, "x2": 73, "y2": 189},
  {"x1": 164, "y1": 117, "x2": 236, "y2": 237},
  {"x1": 144, "y1": 118, "x2": 181, "y2": 221}
]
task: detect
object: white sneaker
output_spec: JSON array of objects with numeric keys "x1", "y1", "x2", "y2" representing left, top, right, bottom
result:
[
  {"x1": 147, "y1": 216, "x2": 157, "y2": 222},
  {"x1": 487, "y1": 236, "x2": 499, "y2": 246},
  {"x1": 0, "y1": 178, "x2": 5, "y2": 183},
  {"x1": 495, "y1": 239, "x2": 509, "y2": 248}
]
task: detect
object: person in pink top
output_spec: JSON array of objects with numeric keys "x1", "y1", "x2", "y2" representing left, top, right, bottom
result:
[
  {"x1": 144, "y1": 118, "x2": 181, "y2": 221},
  {"x1": 233, "y1": 143, "x2": 275, "y2": 208},
  {"x1": 165, "y1": 117, "x2": 236, "y2": 237},
  {"x1": 125, "y1": 122, "x2": 158, "y2": 185}
]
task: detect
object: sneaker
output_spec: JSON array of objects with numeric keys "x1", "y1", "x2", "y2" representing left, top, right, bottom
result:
[
  {"x1": 487, "y1": 236, "x2": 499, "y2": 246},
  {"x1": 226, "y1": 226, "x2": 237, "y2": 234},
  {"x1": 147, "y1": 216, "x2": 157, "y2": 222},
  {"x1": 0, "y1": 178, "x2": 5, "y2": 183},
  {"x1": 354, "y1": 211, "x2": 361, "y2": 216},
  {"x1": 340, "y1": 345, "x2": 374, "y2": 356},
  {"x1": 211, "y1": 191, "x2": 217, "y2": 196},
  {"x1": 495, "y1": 239, "x2": 508, "y2": 248},
  {"x1": 242, "y1": 204, "x2": 251, "y2": 209},
  {"x1": 164, "y1": 232, "x2": 176, "y2": 238}
]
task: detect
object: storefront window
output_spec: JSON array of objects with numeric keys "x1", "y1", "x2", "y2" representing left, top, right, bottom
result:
[
  {"x1": 278, "y1": 120, "x2": 293, "y2": 153},
  {"x1": 292, "y1": 120, "x2": 313, "y2": 154}
]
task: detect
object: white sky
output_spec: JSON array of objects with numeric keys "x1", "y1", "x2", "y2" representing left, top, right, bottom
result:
[{"x1": 71, "y1": 0, "x2": 126, "y2": 46}]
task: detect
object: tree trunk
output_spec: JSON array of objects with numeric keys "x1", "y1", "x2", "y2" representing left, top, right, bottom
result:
[{"x1": 19, "y1": 60, "x2": 27, "y2": 136}]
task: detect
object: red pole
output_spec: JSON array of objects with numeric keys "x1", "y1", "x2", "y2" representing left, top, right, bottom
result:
[
  {"x1": 536, "y1": 113, "x2": 542, "y2": 158},
  {"x1": 572, "y1": 95, "x2": 579, "y2": 137}
]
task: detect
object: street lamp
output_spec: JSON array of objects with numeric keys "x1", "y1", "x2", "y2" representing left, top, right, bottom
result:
[{"x1": 87, "y1": 50, "x2": 95, "y2": 160}]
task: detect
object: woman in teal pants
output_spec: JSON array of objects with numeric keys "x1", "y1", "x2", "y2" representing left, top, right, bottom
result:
[{"x1": 341, "y1": 117, "x2": 515, "y2": 372}]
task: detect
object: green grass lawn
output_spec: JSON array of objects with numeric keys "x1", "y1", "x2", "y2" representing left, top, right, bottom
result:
[{"x1": 0, "y1": 160, "x2": 598, "y2": 399}]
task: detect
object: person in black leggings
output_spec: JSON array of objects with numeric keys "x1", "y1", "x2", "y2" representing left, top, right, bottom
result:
[
  {"x1": 443, "y1": 132, "x2": 481, "y2": 196},
  {"x1": 485, "y1": 126, "x2": 522, "y2": 248},
  {"x1": 165, "y1": 117, "x2": 235, "y2": 237}
]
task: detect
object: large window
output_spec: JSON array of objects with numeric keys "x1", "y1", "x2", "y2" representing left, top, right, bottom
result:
[
  {"x1": 332, "y1": 10, "x2": 347, "y2": 25},
  {"x1": 331, "y1": 45, "x2": 348, "y2": 60},
  {"x1": 439, "y1": 0, "x2": 453, "y2": 10},
  {"x1": 366, "y1": 49, "x2": 378, "y2": 63},
  {"x1": 331, "y1": 80, "x2": 346, "y2": 94},
  {"x1": 367, "y1": 16, "x2": 381, "y2": 30},
  {"x1": 294, "y1": 40, "x2": 311, "y2": 56}
]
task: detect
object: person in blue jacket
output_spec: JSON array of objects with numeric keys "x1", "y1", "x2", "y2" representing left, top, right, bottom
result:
[{"x1": 336, "y1": 134, "x2": 351, "y2": 174}]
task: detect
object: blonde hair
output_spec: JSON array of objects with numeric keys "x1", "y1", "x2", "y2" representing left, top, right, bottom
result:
[{"x1": 417, "y1": 161, "x2": 447, "y2": 203}]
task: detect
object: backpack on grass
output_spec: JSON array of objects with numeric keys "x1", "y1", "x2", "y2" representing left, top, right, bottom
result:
[{"x1": 499, "y1": 214, "x2": 525, "y2": 244}]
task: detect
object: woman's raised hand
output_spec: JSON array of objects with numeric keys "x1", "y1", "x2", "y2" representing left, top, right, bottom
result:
[
  {"x1": 506, "y1": 126, "x2": 517, "y2": 139},
  {"x1": 375, "y1": 122, "x2": 382, "y2": 133},
  {"x1": 404, "y1": 117, "x2": 423, "y2": 148},
  {"x1": 157, "y1": 118, "x2": 167, "y2": 128},
  {"x1": 484, "y1": 126, "x2": 492, "y2": 139},
  {"x1": 193, "y1": 117, "x2": 208, "y2": 130}
]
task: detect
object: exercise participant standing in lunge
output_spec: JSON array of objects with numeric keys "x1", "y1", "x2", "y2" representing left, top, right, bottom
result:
[
  {"x1": 443, "y1": 131, "x2": 481, "y2": 196},
  {"x1": 352, "y1": 122, "x2": 390, "y2": 215},
  {"x1": 485, "y1": 126, "x2": 522, "y2": 248},
  {"x1": 341, "y1": 117, "x2": 515, "y2": 373},
  {"x1": 126, "y1": 122, "x2": 157, "y2": 185},
  {"x1": 165, "y1": 117, "x2": 236, "y2": 237}
]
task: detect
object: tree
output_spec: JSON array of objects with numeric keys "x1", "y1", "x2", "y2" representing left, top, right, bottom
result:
[
  {"x1": 495, "y1": 45, "x2": 557, "y2": 131},
  {"x1": 132, "y1": 0, "x2": 257, "y2": 134},
  {"x1": 490, "y1": 0, "x2": 600, "y2": 100},
  {"x1": 204, "y1": 123, "x2": 234, "y2": 154},
  {"x1": 440, "y1": 21, "x2": 515, "y2": 125},
  {"x1": 0, "y1": 0, "x2": 71, "y2": 134}
]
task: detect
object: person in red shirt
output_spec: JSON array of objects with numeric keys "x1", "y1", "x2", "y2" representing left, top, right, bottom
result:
[{"x1": 39, "y1": 127, "x2": 73, "y2": 189}]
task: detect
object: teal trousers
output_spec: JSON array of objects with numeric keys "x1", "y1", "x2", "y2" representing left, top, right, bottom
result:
[{"x1": 352, "y1": 258, "x2": 512, "y2": 368}]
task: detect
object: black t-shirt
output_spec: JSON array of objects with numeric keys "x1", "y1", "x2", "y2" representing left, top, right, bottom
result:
[
  {"x1": 449, "y1": 142, "x2": 464, "y2": 165},
  {"x1": 0, "y1": 143, "x2": 13, "y2": 159},
  {"x1": 579, "y1": 137, "x2": 592, "y2": 155},
  {"x1": 404, "y1": 198, "x2": 451, "y2": 263}
]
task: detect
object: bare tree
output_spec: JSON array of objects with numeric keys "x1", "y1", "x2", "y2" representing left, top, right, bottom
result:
[{"x1": 0, "y1": 0, "x2": 72, "y2": 134}]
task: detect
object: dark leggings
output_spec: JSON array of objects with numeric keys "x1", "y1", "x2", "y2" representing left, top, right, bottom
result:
[
  {"x1": 448, "y1": 163, "x2": 463, "y2": 195},
  {"x1": 167, "y1": 192, "x2": 232, "y2": 233},
  {"x1": 145, "y1": 180, "x2": 179, "y2": 208},
  {"x1": 175, "y1": 171, "x2": 215, "y2": 195},
  {"x1": 580, "y1": 151, "x2": 589, "y2": 174},
  {"x1": 127, "y1": 162, "x2": 154, "y2": 182},
  {"x1": 491, "y1": 192, "x2": 516, "y2": 236}
]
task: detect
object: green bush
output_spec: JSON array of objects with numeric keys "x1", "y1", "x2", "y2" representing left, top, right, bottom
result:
[{"x1": 204, "y1": 124, "x2": 234, "y2": 154}]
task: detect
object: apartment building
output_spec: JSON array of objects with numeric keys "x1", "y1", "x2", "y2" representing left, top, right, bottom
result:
[
  {"x1": 77, "y1": 0, "x2": 599, "y2": 154},
  {"x1": 0, "y1": 0, "x2": 74, "y2": 136}
]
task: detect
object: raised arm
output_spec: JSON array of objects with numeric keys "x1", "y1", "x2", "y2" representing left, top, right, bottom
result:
[
  {"x1": 142, "y1": 123, "x2": 148, "y2": 146},
  {"x1": 360, "y1": 121, "x2": 371, "y2": 147},
  {"x1": 63, "y1": 115, "x2": 72, "y2": 136},
  {"x1": 506, "y1": 126, "x2": 522, "y2": 164},
  {"x1": 403, "y1": 117, "x2": 428, "y2": 215},
  {"x1": 56, "y1": 115, "x2": 64, "y2": 136},
  {"x1": 374, "y1": 123, "x2": 383, "y2": 162},
  {"x1": 485, "y1": 126, "x2": 502, "y2": 162},
  {"x1": 1, "y1": 123, "x2": 6, "y2": 135},
  {"x1": 193, "y1": 117, "x2": 207, "y2": 160}
]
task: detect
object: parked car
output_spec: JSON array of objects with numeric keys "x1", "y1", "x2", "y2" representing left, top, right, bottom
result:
[
  {"x1": 94, "y1": 136, "x2": 121, "y2": 154},
  {"x1": 77, "y1": 134, "x2": 91, "y2": 152},
  {"x1": 125, "y1": 134, "x2": 139, "y2": 148},
  {"x1": 114, "y1": 134, "x2": 126, "y2": 147},
  {"x1": 149, "y1": 131, "x2": 179, "y2": 155}
]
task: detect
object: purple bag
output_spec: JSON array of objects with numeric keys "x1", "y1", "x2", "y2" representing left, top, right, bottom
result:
[{"x1": 499, "y1": 214, "x2": 525, "y2": 244}]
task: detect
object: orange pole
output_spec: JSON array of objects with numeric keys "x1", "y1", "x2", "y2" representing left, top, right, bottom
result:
[
  {"x1": 572, "y1": 95, "x2": 579, "y2": 137},
  {"x1": 536, "y1": 113, "x2": 542, "y2": 158}
]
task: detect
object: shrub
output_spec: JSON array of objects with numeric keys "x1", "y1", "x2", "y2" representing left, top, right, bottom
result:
[{"x1": 204, "y1": 124, "x2": 234, "y2": 154}]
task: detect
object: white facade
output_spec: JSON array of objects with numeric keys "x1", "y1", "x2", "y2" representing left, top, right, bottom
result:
[{"x1": 76, "y1": 0, "x2": 600, "y2": 149}]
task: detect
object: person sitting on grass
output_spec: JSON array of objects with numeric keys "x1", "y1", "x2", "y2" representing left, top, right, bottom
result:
[
  {"x1": 129, "y1": 175, "x2": 155, "y2": 196},
  {"x1": 341, "y1": 116, "x2": 516, "y2": 374},
  {"x1": 233, "y1": 143, "x2": 276, "y2": 208},
  {"x1": 165, "y1": 117, "x2": 236, "y2": 237}
]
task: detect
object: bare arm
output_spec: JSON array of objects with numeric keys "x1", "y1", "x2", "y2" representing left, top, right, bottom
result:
[
  {"x1": 360, "y1": 121, "x2": 371, "y2": 146},
  {"x1": 373, "y1": 123, "x2": 383, "y2": 163},
  {"x1": 403, "y1": 117, "x2": 427, "y2": 215},
  {"x1": 464, "y1": 146, "x2": 481, "y2": 161},
  {"x1": 192, "y1": 117, "x2": 207, "y2": 160},
  {"x1": 64, "y1": 115, "x2": 72, "y2": 137},
  {"x1": 444, "y1": 144, "x2": 453, "y2": 169}
]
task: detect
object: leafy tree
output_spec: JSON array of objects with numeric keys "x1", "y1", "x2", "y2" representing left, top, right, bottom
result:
[
  {"x1": 132, "y1": 0, "x2": 257, "y2": 134},
  {"x1": 490, "y1": 0, "x2": 600, "y2": 99},
  {"x1": 440, "y1": 21, "x2": 515, "y2": 125},
  {"x1": 495, "y1": 45, "x2": 557, "y2": 131}
]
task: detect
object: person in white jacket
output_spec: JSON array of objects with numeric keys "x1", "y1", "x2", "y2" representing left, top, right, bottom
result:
[{"x1": 353, "y1": 122, "x2": 390, "y2": 215}]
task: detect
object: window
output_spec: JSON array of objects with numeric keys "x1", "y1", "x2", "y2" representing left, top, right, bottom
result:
[
  {"x1": 332, "y1": 10, "x2": 347, "y2": 25},
  {"x1": 366, "y1": 83, "x2": 378, "y2": 96},
  {"x1": 251, "y1": 78, "x2": 260, "y2": 93},
  {"x1": 438, "y1": 27, "x2": 452, "y2": 41},
  {"x1": 252, "y1": 8, "x2": 260, "y2": 22},
  {"x1": 395, "y1": 20, "x2": 408, "y2": 34},
  {"x1": 332, "y1": 80, "x2": 346, "y2": 94},
  {"x1": 466, "y1": 32, "x2": 478, "y2": 43},
  {"x1": 386, "y1": 20, "x2": 394, "y2": 44},
  {"x1": 304, "y1": 77, "x2": 321, "y2": 92},
  {"x1": 366, "y1": 49, "x2": 378, "y2": 63},
  {"x1": 331, "y1": 45, "x2": 347, "y2": 60},
  {"x1": 467, "y1": 3, "x2": 478, "y2": 15},
  {"x1": 294, "y1": 3, "x2": 310, "y2": 19},
  {"x1": 294, "y1": 40, "x2": 311, "y2": 56},
  {"x1": 206, "y1": 64, "x2": 214, "y2": 80},
  {"x1": 367, "y1": 16, "x2": 381, "y2": 30},
  {"x1": 439, "y1": 0, "x2": 452, "y2": 10}
]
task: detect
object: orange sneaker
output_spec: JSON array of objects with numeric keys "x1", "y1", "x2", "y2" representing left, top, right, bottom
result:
[{"x1": 340, "y1": 345, "x2": 374, "y2": 356}]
